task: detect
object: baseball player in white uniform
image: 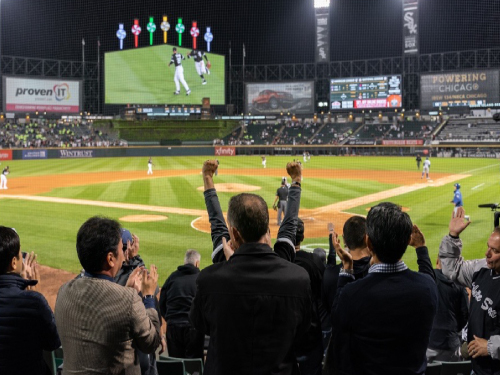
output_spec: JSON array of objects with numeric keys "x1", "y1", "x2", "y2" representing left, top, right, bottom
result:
[
  {"x1": 262, "y1": 156, "x2": 267, "y2": 168},
  {"x1": 147, "y1": 157, "x2": 154, "y2": 175},
  {"x1": 0, "y1": 166, "x2": 9, "y2": 189},
  {"x1": 168, "y1": 47, "x2": 191, "y2": 96},
  {"x1": 187, "y1": 49, "x2": 210, "y2": 85},
  {"x1": 422, "y1": 157, "x2": 431, "y2": 179}
]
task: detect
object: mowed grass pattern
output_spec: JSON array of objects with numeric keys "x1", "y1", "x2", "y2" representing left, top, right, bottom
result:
[{"x1": 0, "y1": 155, "x2": 498, "y2": 281}]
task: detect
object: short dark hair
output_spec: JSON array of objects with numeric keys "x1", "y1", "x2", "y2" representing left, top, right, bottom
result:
[
  {"x1": 343, "y1": 216, "x2": 367, "y2": 250},
  {"x1": 227, "y1": 193, "x2": 269, "y2": 243},
  {"x1": 76, "y1": 217, "x2": 121, "y2": 273},
  {"x1": 295, "y1": 217, "x2": 305, "y2": 246},
  {"x1": 313, "y1": 247, "x2": 326, "y2": 263},
  {"x1": 366, "y1": 202, "x2": 412, "y2": 264},
  {"x1": 173, "y1": 47, "x2": 177, "y2": 51},
  {"x1": 0, "y1": 226, "x2": 20, "y2": 274}
]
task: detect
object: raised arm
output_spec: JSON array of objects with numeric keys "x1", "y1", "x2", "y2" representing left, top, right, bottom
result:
[
  {"x1": 202, "y1": 160, "x2": 230, "y2": 263},
  {"x1": 439, "y1": 207, "x2": 483, "y2": 288},
  {"x1": 327, "y1": 223, "x2": 337, "y2": 266},
  {"x1": 409, "y1": 224, "x2": 436, "y2": 282},
  {"x1": 274, "y1": 162, "x2": 302, "y2": 262}
]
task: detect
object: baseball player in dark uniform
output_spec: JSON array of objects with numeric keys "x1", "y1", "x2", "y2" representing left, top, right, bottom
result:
[
  {"x1": 416, "y1": 155, "x2": 422, "y2": 170},
  {"x1": 168, "y1": 47, "x2": 191, "y2": 96},
  {"x1": 272, "y1": 178, "x2": 289, "y2": 226},
  {"x1": 187, "y1": 49, "x2": 210, "y2": 85},
  {"x1": 0, "y1": 166, "x2": 9, "y2": 189}
]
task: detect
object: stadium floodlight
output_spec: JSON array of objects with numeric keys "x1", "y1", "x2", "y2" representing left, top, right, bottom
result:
[{"x1": 314, "y1": 0, "x2": 330, "y2": 9}]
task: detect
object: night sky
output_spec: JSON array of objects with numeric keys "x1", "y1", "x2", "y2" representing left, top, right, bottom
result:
[{"x1": 1, "y1": 0, "x2": 499, "y2": 65}]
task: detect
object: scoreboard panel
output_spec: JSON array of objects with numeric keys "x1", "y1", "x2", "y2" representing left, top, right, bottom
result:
[{"x1": 330, "y1": 75, "x2": 402, "y2": 110}]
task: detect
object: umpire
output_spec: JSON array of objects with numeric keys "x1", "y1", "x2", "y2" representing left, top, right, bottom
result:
[{"x1": 273, "y1": 178, "x2": 289, "y2": 226}]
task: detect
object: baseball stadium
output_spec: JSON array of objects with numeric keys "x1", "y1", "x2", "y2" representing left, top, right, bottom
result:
[{"x1": 1, "y1": 0, "x2": 500, "y2": 374}]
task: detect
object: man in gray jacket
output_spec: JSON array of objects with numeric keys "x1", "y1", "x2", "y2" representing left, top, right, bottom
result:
[
  {"x1": 439, "y1": 207, "x2": 500, "y2": 375},
  {"x1": 55, "y1": 217, "x2": 161, "y2": 375}
]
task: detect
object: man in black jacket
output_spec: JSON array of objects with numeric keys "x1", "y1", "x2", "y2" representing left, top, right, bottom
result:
[
  {"x1": 190, "y1": 160, "x2": 311, "y2": 375},
  {"x1": 426, "y1": 257, "x2": 468, "y2": 363},
  {"x1": 0, "y1": 226, "x2": 61, "y2": 375},
  {"x1": 160, "y1": 249, "x2": 204, "y2": 359}
]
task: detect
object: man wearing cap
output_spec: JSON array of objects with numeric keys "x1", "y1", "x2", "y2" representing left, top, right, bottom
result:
[
  {"x1": 451, "y1": 183, "x2": 464, "y2": 216},
  {"x1": 168, "y1": 47, "x2": 191, "y2": 96},
  {"x1": 272, "y1": 178, "x2": 289, "y2": 226}
]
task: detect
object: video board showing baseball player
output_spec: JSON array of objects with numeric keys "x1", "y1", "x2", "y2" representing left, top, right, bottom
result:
[
  {"x1": 105, "y1": 44, "x2": 225, "y2": 105},
  {"x1": 330, "y1": 75, "x2": 402, "y2": 110}
]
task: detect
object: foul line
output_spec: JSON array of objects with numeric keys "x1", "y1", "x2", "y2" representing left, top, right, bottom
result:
[{"x1": 472, "y1": 183, "x2": 485, "y2": 190}]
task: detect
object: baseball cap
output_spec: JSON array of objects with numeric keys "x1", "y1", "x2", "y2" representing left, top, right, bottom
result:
[
  {"x1": 121, "y1": 229, "x2": 133, "y2": 248},
  {"x1": 454, "y1": 183, "x2": 461, "y2": 189}
]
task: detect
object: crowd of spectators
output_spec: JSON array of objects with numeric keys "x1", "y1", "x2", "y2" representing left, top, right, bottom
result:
[
  {"x1": 2, "y1": 160, "x2": 500, "y2": 375},
  {"x1": 0, "y1": 118, "x2": 125, "y2": 149}
]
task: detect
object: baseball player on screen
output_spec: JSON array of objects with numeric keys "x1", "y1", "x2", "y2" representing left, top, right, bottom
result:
[
  {"x1": 168, "y1": 47, "x2": 191, "y2": 96},
  {"x1": 187, "y1": 49, "x2": 210, "y2": 85}
]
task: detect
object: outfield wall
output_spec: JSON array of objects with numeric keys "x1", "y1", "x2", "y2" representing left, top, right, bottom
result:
[{"x1": 3, "y1": 145, "x2": 500, "y2": 161}]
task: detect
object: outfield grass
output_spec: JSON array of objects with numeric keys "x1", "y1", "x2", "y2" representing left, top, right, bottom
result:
[{"x1": 1, "y1": 155, "x2": 498, "y2": 281}]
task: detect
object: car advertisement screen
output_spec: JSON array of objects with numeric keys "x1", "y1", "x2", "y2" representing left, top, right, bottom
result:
[
  {"x1": 245, "y1": 82, "x2": 314, "y2": 114},
  {"x1": 330, "y1": 75, "x2": 402, "y2": 110},
  {"x1": 420, "y1": 70, "x2": 500, "y2": 108},
  {"x1": 105, "y1": 44, "x2": 225, "y2": 105},
  {"x1": 3, "y1": 77, "x2": 82, "y2": 113}
]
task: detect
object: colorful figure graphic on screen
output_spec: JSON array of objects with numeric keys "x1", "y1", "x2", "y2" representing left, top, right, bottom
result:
[
  {"x1": 204, "y1": 27, "x2": 213, "y2": 52},
  {"x1": 190, "y1": 21, "x2": 199, "y2": 49},
  {"x1": 147, "y1": 17, "x2": 156, "y2": 46},
  {"x1": 131, "y1": 19, "x2": 142, "y2": 48},
  {"x1": 116, "y1": 24, "x2": 126, "y2": 50},
  {"x1": 161, "y1": 15, "x2": 170, "y2": 44},
  {"x1": 175, "y1": 18, "x2": 185, "y2": 46}
]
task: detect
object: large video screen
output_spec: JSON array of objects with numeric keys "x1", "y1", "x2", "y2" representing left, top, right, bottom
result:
[
  {"x1": 245, "y1": 82, "x2": 314, "y2": 114},
  {"x1": 330, "y1": 75, "x2": 402, "y2": 110},
  {"x1": 3, "y1": 77, "x2": 82, "y2": 113},
  {"x1": 105, "y1": 44, "x2": 225, "y2": 105},
  {"x1": 420, "y1": 70, "x2": 500, "y2": 108}
]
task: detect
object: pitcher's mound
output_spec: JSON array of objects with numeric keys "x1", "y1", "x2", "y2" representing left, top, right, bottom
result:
[
  {"x1": 120, "y1": 215, "x2": 168, "y2": 223},
  {"x1": 197, "y1": 183, "x2": 261, "y2": 192}
]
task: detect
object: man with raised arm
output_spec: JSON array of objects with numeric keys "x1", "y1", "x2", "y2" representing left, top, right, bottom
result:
[
  {"x1": 439, "y1": 207, "x2": 500, "y2": 374},
  {"x1": 190, "y1": 160, "x2": 311, "y2": 375}
]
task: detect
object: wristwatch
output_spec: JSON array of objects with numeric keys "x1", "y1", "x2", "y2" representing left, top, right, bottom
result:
[
  {"x1": 143, "y1": 295, "x2": 155, "y2": 300},
  {"x1": 291, "y1": 181, "x2": 301, "y2": 187}
]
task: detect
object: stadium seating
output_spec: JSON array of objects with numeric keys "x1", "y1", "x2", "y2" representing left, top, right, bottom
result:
[
  {"x1": 437, "y1": 118, "x2": 500, "y2": 142},
  {"x1": 156, "y1": 359, "x2": 186, "y2": 375},
  {"x1": 425, "y1": 361, "x2": 442, "y2": 375},
  {"x1": 439, "y1": 360, "x2": 472, "y2": 375},
  {"x1": 159, "y1": 355, "x2": 204, "y2": 375}
]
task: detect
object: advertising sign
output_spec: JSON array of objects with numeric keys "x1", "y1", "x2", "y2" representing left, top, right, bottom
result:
[
  {"x1": 246, "y1": 82, "x2": 314, "y2": 114},
  {"x1": 330, "y1": 76, "x2": 402, "y2": 110},
  {"x1": 403, "y1": 0, "x2": 419, "y2": 54},
  {"x1": 4, "y1": 77, "x2": 82, "y2": 113},
  {"x1": 22, "y1": 150, "x2": 48, "y2": 160},
  {"x1": 0, "y1": 150, "x2": 12, "y2": 160},
  {"x1": 214, "y1": 147, "x2": 236, "y2": 156},
  {"x1": 315, "y1": 8, "x2": 330, "y2": 63},
  {"x1": 382, "y1": 139, "x2": 424, "y2": 145},
  {"x1": 59, "y1": 149, "x2": 94, "y2": 158},
  {"x1": 420, "y1": 70, "x2": 500, "y2": 108}
]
